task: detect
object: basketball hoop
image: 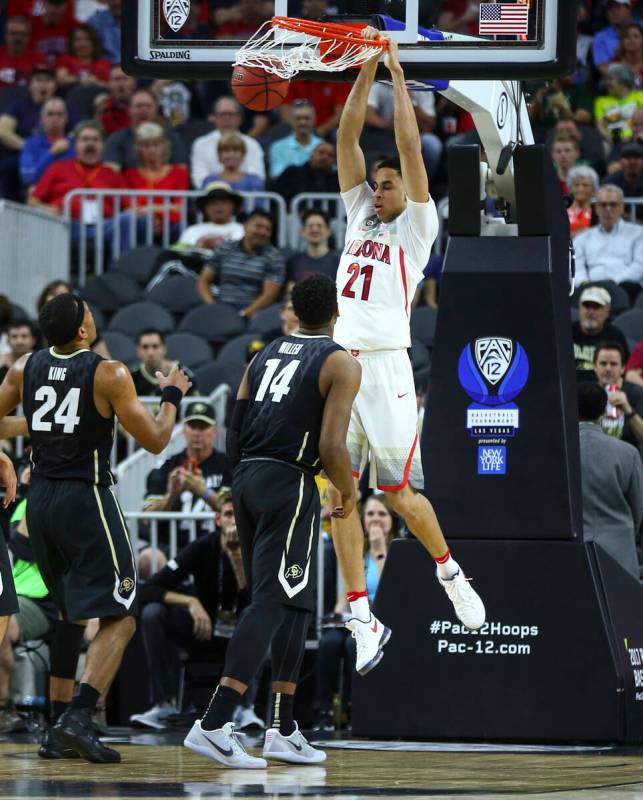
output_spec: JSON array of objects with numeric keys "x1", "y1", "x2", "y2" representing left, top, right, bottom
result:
[{"x1": 233, "y1": 17, "x2": 388, "y2": 81}]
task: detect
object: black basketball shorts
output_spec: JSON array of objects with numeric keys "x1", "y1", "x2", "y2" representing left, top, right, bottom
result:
[
  {"x1": 0, "y1": 536, "x2": 19, "y2": 617},
  {"x1": 26, "y1": 477, "x2": 138, "y2": 622},
  {"x1": 233, "y1": 459, "x2": 320, "y2": 612}
]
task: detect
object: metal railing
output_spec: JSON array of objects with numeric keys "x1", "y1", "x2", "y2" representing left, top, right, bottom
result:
[
  {"x1": 63, "y1": 189, "x2": 288, "y2": 284},
  {"x1": 625, "y1": 197, "x2": 643, "y2": 222},
  {"x1": 125, "y1": 510, "x2": 326, "y2": 638},
  {"x1": 114, "y1": 387, "x2": 230, "y2": 512}
]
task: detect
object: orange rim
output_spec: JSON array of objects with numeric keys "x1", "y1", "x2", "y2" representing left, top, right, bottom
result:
[{"x1": 271, "y1": 16, "x2": 389, "y2": 48}]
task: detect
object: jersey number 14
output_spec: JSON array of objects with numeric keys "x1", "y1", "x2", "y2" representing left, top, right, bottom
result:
[{"x1": 255, "y1": 359, "x2": 301, "y2": 403}]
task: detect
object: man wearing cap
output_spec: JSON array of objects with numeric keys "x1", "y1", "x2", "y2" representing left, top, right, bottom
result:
[
  {"x1": 191, "y1": 96, "x2": 265, "y2": 189},
  {"x1": 144, "y1": 401, "x2": 232, "y2": 527},
  {"x1": 197, "y1": 209, "x2": 285, "y2": 318},
  {"x1": 573, "y1": 285, "x2": 630, "y2": 382},
  {"x1": 0, "y1": 65, "x2": 58, "y2": 200},
  {"x1": 131, "y1": 329, "x2": 198, "y2": 399},
  {"x1": 574, "y1": 184, "x2": 643, "y2": 301},
  {"x1": 593, "y1": 0, "x2": 639, "y2": 77},
  {"x1": 603, "y1": 141, "x2": 643, "y2": 221},
  {"x1": 175, "y1": 181, "x2": 244, "y2": 251}
]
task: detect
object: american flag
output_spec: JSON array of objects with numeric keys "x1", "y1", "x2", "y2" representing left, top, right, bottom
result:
[{"x1": 479, "y1": 3, "x2": 529, "y2": 36}]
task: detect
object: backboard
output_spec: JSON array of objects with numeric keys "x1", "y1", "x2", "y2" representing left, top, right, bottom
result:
[{"x1": 122, "y1": 0, "x2": 577, "y2": 81}]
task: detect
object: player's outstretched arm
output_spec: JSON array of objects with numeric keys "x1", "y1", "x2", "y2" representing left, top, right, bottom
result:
[
  {"x1": 318, "y1": 351, "x2": 362, "y2": 518},
  {"x1": 337, "y1": 29, "x2": 382, "y2": 192},
  {"x1": 0, "y1": 356, "x2": 28, "y2": 421},
  {"x1": 97, "y1": 361, "x2": 191, "y2": 454},
  {"x1": 385, "y1": 38, "x2": 430, "y2": 203}
]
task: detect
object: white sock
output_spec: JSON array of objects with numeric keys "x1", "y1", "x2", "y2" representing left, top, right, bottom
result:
[
  {"x1": 348, "y1": 594, "x2": 370, "y2": 623},
  {"x1": 436, "y1": 553, "x2": 460, "y2": 580}
]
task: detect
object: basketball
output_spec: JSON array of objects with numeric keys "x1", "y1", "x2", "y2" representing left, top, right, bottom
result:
[{"x1": 230, "y1": 65, "x2": 290, "y2": 111}]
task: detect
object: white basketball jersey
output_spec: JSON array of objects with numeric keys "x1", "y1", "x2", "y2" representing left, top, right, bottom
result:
[{"x1": 334, "y1": 182, "x2": 439, "y2": 352}]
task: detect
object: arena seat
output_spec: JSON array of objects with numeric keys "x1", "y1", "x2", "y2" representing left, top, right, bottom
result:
[
  {"x1": 65, "y1": 84, "x2": 106, "y2": 120},
  {"x1": 102, "y1": 331, "x2": 137, "y2": 367},
  {"x1": 216, "y1": 333, "x2": 259, "y2": 366},
  {"x1": 80, "y1": 274, "x2": 142, "y2": 313},
  {"x1": 634, "y1": 292, "x2": 643, "y2": 311},
  {"x1": 165, "y1": 332, "x2": 213, "y2": 370},
  {"x1": 10, "y1": 303, "x2": 29, "y2": 321},
  {"x1": 108, "y1": 301, "x2": 174, "y2": 338},
  {"x1": 146, "y1": 275, "x2": 201, "y2": 314},
  {"x1": 87, "y1": 304, "x2": 106, "y2": 332},
  {"x1": 194, "y1": 362, "x2": 245, "y2": 394},
  {"x1": 179, "y1": 304, "x2": 246, "y2": 344},
  {"x1": 410, "y1": 306, "x2": 438, "y2": 348},
  {"x1": 247, "y1": 303, "x2": 282, "y2": 338},
  {"x1": 112, "y1": 245, "x2": 164, "y2": 286},
  {"x1": 612, "y1": 309, "x2": 643, "y2": 350},
  {"x1": 410, "y1": 338, "x2": 431, "y2": 370}
]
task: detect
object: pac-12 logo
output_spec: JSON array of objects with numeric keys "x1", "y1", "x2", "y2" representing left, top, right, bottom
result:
[
  {"x1": 163, "y1": 0, "x2": 190, "y2": 32},
  {"x1": 458, "y1": 337, "x2": 529, "y2": 407}
]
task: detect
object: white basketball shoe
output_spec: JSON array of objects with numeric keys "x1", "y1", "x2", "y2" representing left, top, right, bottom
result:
[
  {"x1": 345, "y1": 614, "x2": 392, "y2": 675},
  {"x1": 184, "y1": 720, "x2": 267, "y2": 769},
  {"x1": 438, "y1": 569, "x2": 486, "y2": 630},
  {"x1": 263, "y1": 723, "x2": 327, "y2": 764}
]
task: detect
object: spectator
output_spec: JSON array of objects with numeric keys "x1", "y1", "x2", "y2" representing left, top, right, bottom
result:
[
  {"x1": 594, "y1": 342, "x2": 643, "y2": 453},
  {"x1": 214, "y1": 0, "x2": 270, "y2": 38},
  {"x1": 0, "y1": 320, "x2": 37, "y2": 381},
  {"x1": 551, "y1": 132, "x2": 580, "y2": 194},
  {"x1": 0, "y1": 465, "x2": 57, "y2": 733},
  {"x1": 30, "y1": 0, "x2": 79, "y2": 63},
  {"x1": 268, "y1": 100, "x2": 322, "y2": 179},
  {"x1": 130, "y1": 328, "x2": 197, "y2": 397},
  {"x1": 200, "y1": 133, "x2": 265, "y2": 196},
  {"x1": 615, "y1": 22, "x2": 643, "y2": 86},
  {"x1": 0, "y1": 16, "x2": 40, "y2": 88},
  {"x1": 99, "y1": 65, "x2": 136, "y2": 136},
  {"x1": 595, "y1": 64, "x2": 643, "y2": 147},
  {"x1": 87, "y1": 0, "x2": 121, "y2": 63},
  {"x1": 528, "y1": 75, "x2": 594, "y2": 131},
  {"x1": 144, "y1": 401, "x2": 232, "y2": 523},
  {"x1": 123, "y1": 122, "x2": 189, "y2": 242},
  {"x1": 286, "y1": 210, "x2": 340, "y2": 288},
  {"x1": 197, "y1": 209, "x2": 285, "y2": 317},
  {"x1": 574, "y1": 185, "x2": 643, "y2": 298},
  {"x1": 365, "y1": 82, "x2": 442, "y2": 179},
  {"x1": 104, "y1": 89, "x2": 187, "y2": 172},
  {"x1": 578, "y1": 382, "x2": 643, "y2": 579},
  {"x1": 593, "y1": 0, "x2": 638, "y2": 76},
  {"x1": 572, "y1": 285, "x2": 630, "y2": 381},
  {"x1": 625, "y1": 338, "x2": 643, "y2": 385},
  {"x1": 175, "y1": 181, "x2": 244, "y2": 251},
  {"x1": 602, "y1": 141, "x2": 643, "y2": 219},
  {"x1": 131, "y1": 492, "x2": 247, "y2": 730},
  {"x1": 190, "y1": 96, "x2": 266, "y2": 189},
  {"x1": 19, "y1": 96, "x2": 73, "y2": 187},
  {"x1": 314, "y1": 495, "x2": 400, "y2": 732},
  {"x1": 608, "y1": 106, "x2": 643, "y2": 165},
  {"x1": 283, "y1": 79, "x2": 352, "y2": 138},
  {"x1": 272, "y1": 141, "x2": 339, "y2": 205},
  {"x1": 546, "y1": 118, "x2": 607, "y2": 176},
  {"x1": 567, "y1": 165, "x2": 599, "y2": 237},
  {"x1": 35, "y1": 278, "x2": 111, "y2": 359},
  {"x1": 0, "y1": 65, "x2": 58, "y2": 200},
  {"x1": 28, "y1": 119, "x2": 130, "y2": 250},
  {"x1": 55, "y1": 23, "x2": 112, "y2": 89}
]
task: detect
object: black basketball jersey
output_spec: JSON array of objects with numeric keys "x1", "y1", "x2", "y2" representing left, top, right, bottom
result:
[
  {"x1": 23, "y1": 348, "x2": 115, "y2": 485},
  {"x1": 240, "y1": 333, "x2": 344, "y2": 474}
]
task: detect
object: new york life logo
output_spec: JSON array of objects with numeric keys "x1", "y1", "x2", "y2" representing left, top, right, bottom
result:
[{"x1": 457, "y1": 337, "x2": 529, "y2": 476}]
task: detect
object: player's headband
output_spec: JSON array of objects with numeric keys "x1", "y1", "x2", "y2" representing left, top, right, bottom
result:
[{"x1": 73, "y1": 295, "x2": 85, "y2": 330}]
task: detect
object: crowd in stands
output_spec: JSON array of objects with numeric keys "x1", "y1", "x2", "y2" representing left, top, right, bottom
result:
[{"x1": 0, "y1": 0, "x2": 643, "y2": 736}]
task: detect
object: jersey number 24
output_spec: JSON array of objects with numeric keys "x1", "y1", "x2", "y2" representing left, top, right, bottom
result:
[{"x1": 32, "y1": 386, "x2": 81, "y2": 433}]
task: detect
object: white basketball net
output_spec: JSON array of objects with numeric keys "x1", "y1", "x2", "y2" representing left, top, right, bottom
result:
[{"x1": 234, "y1": 19, "x2": 384, "y2": 80}]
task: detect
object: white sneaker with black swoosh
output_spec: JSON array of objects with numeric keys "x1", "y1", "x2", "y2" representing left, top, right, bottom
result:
[
  {"x1": 345, "y1": 613, "x2": 392, "y2": 675},
  {"x1": 263, "y1": 723, "x2": 327, "y2": 764},
  {"x1": 184, "y1": 720, "x2": 267, "y2": 768}
]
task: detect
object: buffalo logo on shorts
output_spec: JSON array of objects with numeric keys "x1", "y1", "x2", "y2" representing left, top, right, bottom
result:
[
  {"x1": 119, "y1": 577, "x2": 135, "y2": 595},
  {"x1": 285, "y1": 564, "x2": 304, "y2": 579}
]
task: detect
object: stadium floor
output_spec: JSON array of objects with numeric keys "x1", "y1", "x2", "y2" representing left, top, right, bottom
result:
[{"x1": 2, "y1": 730, "x2": 643, "y2": 799}]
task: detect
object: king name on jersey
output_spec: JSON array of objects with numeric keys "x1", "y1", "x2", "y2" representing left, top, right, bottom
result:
[{"x1": 48, "y1": 366, "x2": 68, "y2": 381}]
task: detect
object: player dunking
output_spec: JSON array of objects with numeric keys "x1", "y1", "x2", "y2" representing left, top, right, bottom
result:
[
  {"x1": 331, "y1": 29, "x2": 486, "y2": 674},
  {"x1": 184, "y1": 274, "x2": 361, "y2": 768},
  {"x1": 0, "y1": 293, "x2": 191, "y2": 762}
]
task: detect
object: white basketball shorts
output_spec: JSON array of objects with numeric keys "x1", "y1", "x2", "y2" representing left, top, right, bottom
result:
[{"x1": 347, "y1": 348, "x2": 423, "y2": 491}]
